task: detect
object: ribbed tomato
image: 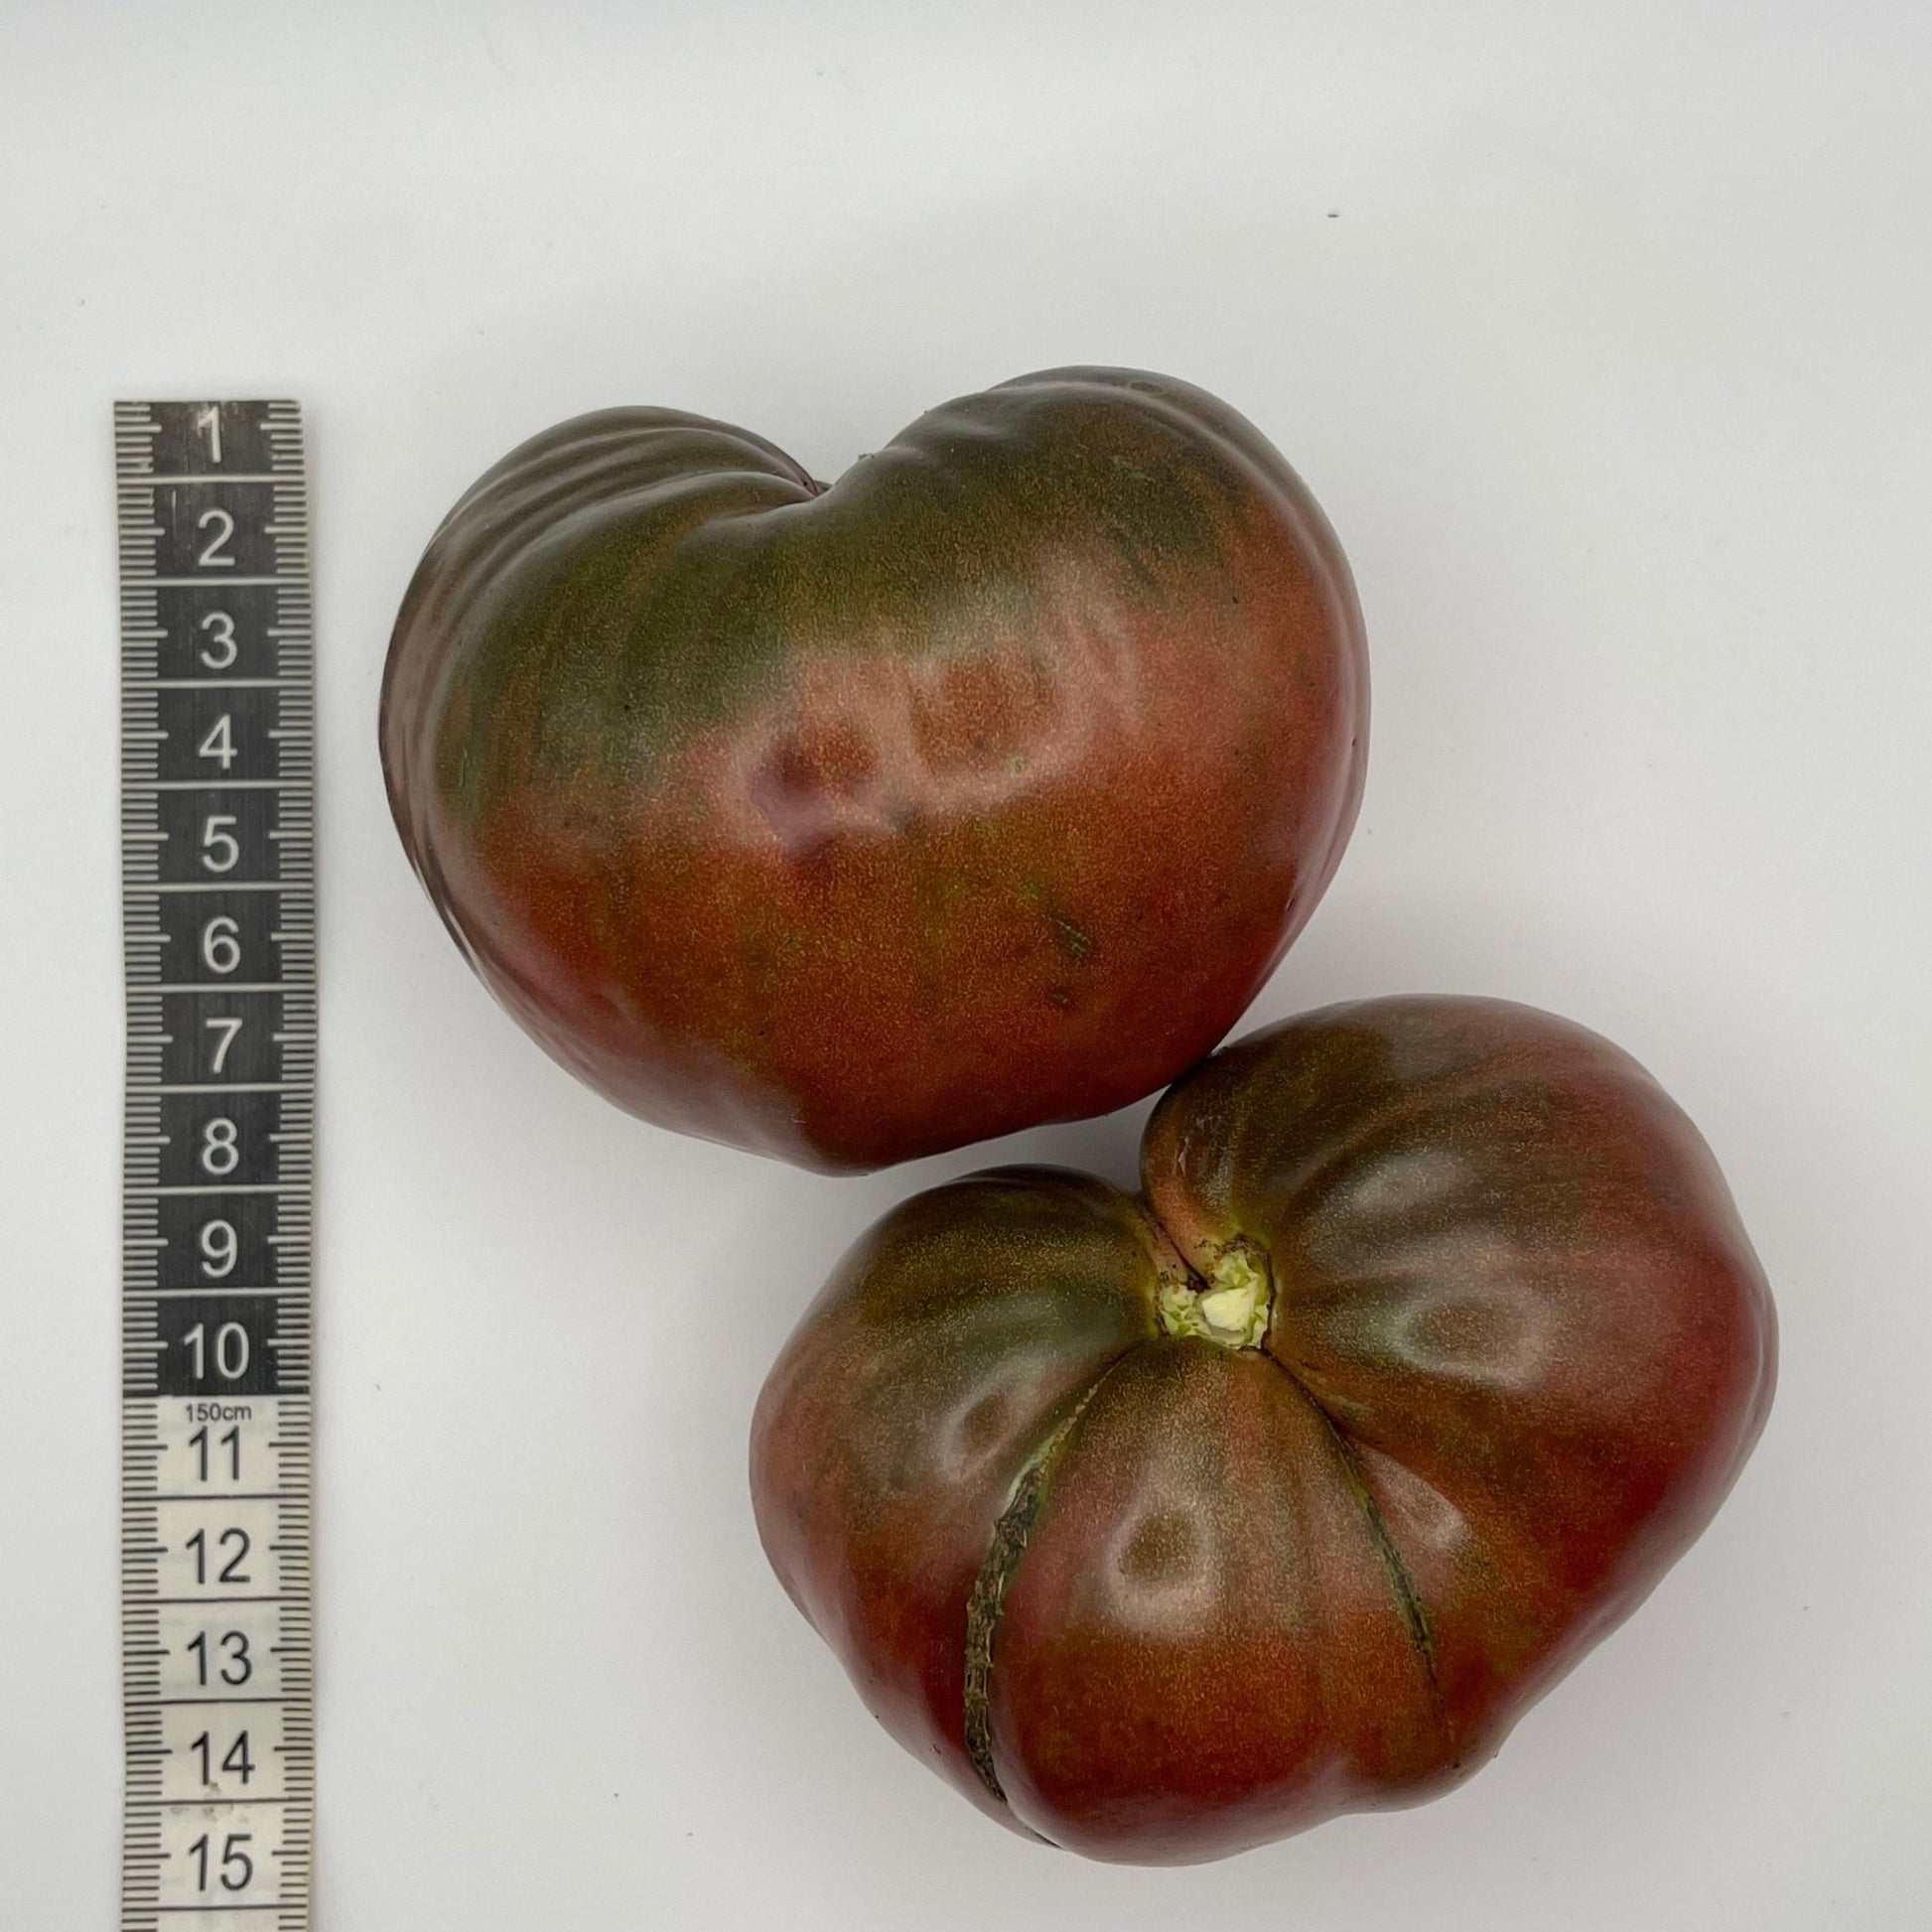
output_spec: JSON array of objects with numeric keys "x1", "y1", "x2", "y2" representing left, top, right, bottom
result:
[
  {"x1": 751, "y1": 997, "x2": 1775, "y2": 1862},
  {"x1": 379, "y1": 368, "x2": 1366, "y2": 1170}
]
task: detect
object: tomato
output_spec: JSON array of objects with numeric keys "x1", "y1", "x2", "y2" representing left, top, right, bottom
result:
[
  {"x1": 751, "y1": 997, "x2": 1776, "y2": 1862},
  {"x1": 380, "y1": 368, "x2": 1366, "y2": 1169}
]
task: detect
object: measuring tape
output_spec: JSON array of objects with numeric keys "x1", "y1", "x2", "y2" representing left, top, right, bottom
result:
[{"x1": 116, "y1": 401, "x2": 316, "y2": 1929}]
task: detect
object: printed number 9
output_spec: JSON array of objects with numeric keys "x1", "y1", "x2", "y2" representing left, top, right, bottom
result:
[{"x1": 199, "y1": 1220, "x2": 237, "y2": 1279}]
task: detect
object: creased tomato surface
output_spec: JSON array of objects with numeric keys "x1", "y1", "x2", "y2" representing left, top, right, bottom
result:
[{"x1": 751, "y1": 997, "x2": 1776, "y2": 1861}]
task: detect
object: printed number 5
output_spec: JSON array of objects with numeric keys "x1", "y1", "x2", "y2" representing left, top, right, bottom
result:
[{"x1": 201, "y1": 815, "x2": 239, "y2": 874}]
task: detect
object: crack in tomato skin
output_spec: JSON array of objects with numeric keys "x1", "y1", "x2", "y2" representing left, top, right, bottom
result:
[{"x1": 962, "y1": 1381, "x2": 1107, "y2": 1822}]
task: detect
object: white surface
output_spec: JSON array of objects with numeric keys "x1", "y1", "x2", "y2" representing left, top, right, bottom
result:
[{"x1": 2, "y1": 3, "x2": 1928, "y2": 1926}]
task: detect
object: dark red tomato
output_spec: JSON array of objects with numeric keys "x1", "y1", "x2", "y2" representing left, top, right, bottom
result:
[
  {"x1": 751, "y1": 997, "x2": 1776, "y2": 1863},
  {"x1": 379, "y1": 368, "x2": 1366, "y2": 1171}
]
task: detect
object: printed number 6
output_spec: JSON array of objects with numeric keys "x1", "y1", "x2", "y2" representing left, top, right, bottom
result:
[{"x1": 202, "y1": 916, "x2": 240, "y2": 975}]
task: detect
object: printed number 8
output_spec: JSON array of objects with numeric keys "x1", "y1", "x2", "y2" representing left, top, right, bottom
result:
[{"x1": 201, "y1": 1118, "x2": 239, "y2": 1175}]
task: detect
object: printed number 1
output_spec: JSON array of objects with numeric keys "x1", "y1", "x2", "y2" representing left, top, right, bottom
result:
[{"x1": 196, "y1": 404, "x2": 222, "y2": 465}]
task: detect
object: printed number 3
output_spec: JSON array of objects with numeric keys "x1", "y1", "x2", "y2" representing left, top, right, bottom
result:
[{"x1": 199, "y1": 611, "x2": 237, "y2": 669}]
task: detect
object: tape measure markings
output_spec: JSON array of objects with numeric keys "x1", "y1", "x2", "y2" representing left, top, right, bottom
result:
[{"x1": 117, "y1": 400, "x2": 317, "y2": 1931}]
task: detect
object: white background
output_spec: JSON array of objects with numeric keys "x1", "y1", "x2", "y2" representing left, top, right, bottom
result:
[{"x1": 2, "y1": 3, "x2": 1928, "y2": 1926}]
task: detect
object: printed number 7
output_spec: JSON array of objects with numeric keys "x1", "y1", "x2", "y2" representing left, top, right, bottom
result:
[{"x1": 205, "y1": 1016, "x2": 243, "y2": 1075}]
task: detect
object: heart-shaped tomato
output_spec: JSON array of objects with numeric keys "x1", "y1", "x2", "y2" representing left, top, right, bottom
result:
[
  {"x1": 751, "y1": 996, "x2": 1775, "y2": 1862},
  {"x1": 379, "y1": 369, "x2": 1366, "y2": 1170}
]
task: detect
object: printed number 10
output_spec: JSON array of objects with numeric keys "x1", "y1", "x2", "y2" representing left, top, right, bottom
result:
[{"x1": 183, "y1": 1320, "x2": 250, "y2": 1381}]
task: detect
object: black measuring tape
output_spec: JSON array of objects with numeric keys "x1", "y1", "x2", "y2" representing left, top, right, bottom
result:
[{"x1": 116, "y1": 401, "x2": 316, "y2": 1928}]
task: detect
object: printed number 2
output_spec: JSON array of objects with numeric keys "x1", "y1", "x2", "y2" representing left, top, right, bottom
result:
[{"x1": 196, "y1": 508, "x2": 235, "y2": 568}]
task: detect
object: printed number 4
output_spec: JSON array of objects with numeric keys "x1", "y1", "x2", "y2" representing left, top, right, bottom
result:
[{"x1": 197, "y1": 714, "x2": 235, "y2": 770}]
